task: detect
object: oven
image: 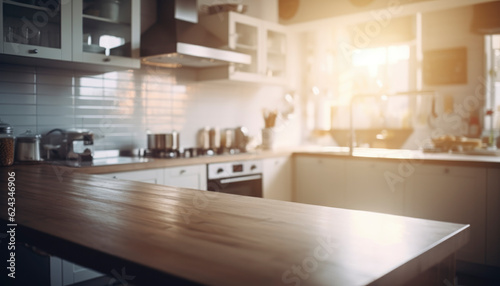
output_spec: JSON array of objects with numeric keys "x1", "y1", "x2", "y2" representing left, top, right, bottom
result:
[{"x1": 207, "y1": 160, "x2": 262, "y2": 198}]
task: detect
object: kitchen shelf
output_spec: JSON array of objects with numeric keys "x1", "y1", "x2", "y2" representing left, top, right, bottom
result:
[
  {"x1": 82, "y1": 14, "x2": 129, "y2": 25},
  {"x1": 267, "y1": 48, "x2": 286, "y2": 56},
  {"x1": 3, "y1": 0, "x2": 53, "y2": 12},
  {"x1": 72, "y1": 0, "x2": 140, "y2": 69},
  {"x1": 235, "y1": 43, "x2": 257, "y2": 52}
]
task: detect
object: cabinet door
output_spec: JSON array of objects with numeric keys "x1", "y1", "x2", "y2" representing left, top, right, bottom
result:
[
  {"x1": 61, "y1": 260, "x2": 103, "y2": 286},
  {"x1": 228, "y1": 12, "x2": 262, "y2": 79},
  {"x1": 263, "y1": 156, "x2": 292, "y2": 201},
  {"x1": 71, "y1": 0, "x2": 140, "y2": 68},
  {"x1": 50, "y1": 257, "x2": 104, "y2": 286},
  {"x1": 404, "y1": 164, "x2": 487, "y2": 264},
  {"x1": 294, "y1": 155, "x2": 346, "y2": 208},
  {"x1": 261, "y1": 21, "x2": 287, "y2": 84},
  {"x1": 105, "y1": 168, "x2": 164, "y2": 185},
  {"x1": 344, "y1": 159, "x2": 404, "y2": 215},
  {"x1": 199, "y1": 12, "x2": 288, "y2": 84},
  {"x1": 1, "y1": 0, "x2": 71, "y2": 60},
  {"x1": 486, "y1": 168, "x2": 500, "y2": 267},
  {"x1": 164, "y1": 164, "x2": 207, "y2": 190}
]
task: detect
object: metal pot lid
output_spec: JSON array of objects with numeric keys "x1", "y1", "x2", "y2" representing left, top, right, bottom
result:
[
  {"x1": 17, "y1": 129, "x2": 41, "y2": 142},
  {"x1": 65, "y1": 128, "x2": 93, "y2": 135},
  {"x1": 0, "y1": 118, "x2": 13, "y2": 134}
]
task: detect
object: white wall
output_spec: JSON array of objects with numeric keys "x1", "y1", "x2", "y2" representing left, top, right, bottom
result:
[{"x1": 402, "y1": 5, "x2": 485, "y2": 149}]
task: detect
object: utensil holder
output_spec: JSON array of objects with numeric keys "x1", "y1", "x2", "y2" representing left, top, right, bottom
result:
[{"x1": 262, "y1": 128, "x2": 274, "y2": 150}]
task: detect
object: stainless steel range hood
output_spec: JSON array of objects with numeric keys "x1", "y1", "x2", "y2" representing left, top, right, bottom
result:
[{"x1": 140, "y1": 0, "x2": 251, "y2": 68}]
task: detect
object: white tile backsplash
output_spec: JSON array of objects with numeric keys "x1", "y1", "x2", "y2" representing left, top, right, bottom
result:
[
  {"x1": 0, "y1": 104, "x2": 36, "y2": 115},
  {"x1": 0, "y1": 94, "x2": 36, "y2": 105},
  {"x1": 0, "y1": 71, "x2": 34, "y2": 83},
  {"x1": 0, "y1": 82, "x2": 35, "y2": 94},
  {"x1": 0, "y1": 64, "x2": 300, "y2": 150}
]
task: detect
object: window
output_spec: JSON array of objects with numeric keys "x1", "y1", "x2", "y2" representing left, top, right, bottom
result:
[
  {"x1": 484, "y1": 34, "x2": 500, "y2": 140},
  {"x1": 351, "y1": 44, "x2": 411, "y2": 95}
]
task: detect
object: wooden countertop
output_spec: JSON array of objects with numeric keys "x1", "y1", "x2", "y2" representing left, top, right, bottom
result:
[{"x1": 0, "y1": 165, "x2": 470, "y2": 285}]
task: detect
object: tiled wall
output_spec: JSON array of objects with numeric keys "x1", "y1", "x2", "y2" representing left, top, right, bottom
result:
[{"x1": 0, "y1": 63, "x2": 301, "y2": 151}]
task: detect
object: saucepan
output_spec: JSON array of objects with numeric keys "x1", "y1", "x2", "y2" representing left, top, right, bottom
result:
[{"x1": 147, "y1": 131, "x2": 179, "y2": 151}]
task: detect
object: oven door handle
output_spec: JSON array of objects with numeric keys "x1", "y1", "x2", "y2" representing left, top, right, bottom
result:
[{"x1": 220, "y1": 174, "x2": 262, "y2": 184}]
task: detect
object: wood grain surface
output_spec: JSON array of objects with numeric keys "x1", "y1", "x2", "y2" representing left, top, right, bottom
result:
[{"x1": 0, "y1": 165, "x2": 470, "y2": 285}]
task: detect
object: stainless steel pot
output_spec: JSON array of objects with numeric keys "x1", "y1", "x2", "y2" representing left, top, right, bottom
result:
[
  {"x1": 147, "y1": 131, "x2": 179, "y2": 150},
  {"x1": 15, "y1": 129, "x2": 42, "y2": 161}
]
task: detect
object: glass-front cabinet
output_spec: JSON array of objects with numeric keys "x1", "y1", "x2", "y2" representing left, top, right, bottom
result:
[
  {"x1": 230, "y1": 14, "x2": 260, "y2": 81},
  {"x1": 0, "y1": 0, "x2": 71, "y2": 60},
  {"x1": 0, "y1": 0, "x2": 140, "y2": 69},
  {"x1": 72, "y1": 0, "x2": 140, "y2": 68},
  {"x1": 263, "y1": 22, "x2": 287, "y2": 82},
  {"x1": 200, "y1": 11, "x2": 289, "y2": 85}
]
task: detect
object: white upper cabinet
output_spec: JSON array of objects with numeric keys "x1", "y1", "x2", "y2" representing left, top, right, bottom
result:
[
  {"x1": 71, "y1": 0, "x2": 140, "y2": 68},
  {"x1": 0, "y1": 0, "x2": 140, "y2": 69},
  {"x1": 199, "y1": 11, "x2": 288, "y2": 85},
  {"x1": 0, "y1": 0, "x2": 72, "y2": 60}
]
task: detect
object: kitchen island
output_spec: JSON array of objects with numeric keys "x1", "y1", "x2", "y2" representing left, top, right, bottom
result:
[{"x1": 0, "y1": 165, "x2": 469, "y2": 285}]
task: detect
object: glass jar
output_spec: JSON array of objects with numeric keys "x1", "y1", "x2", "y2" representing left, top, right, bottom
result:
[{"x1": 0, "y1": 119, "x2": 15, "y2": 166}]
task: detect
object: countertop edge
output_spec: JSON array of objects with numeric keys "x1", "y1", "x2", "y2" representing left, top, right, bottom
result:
[{"x1": 30, "y1": 147, "x2": 500, "y2": 174}]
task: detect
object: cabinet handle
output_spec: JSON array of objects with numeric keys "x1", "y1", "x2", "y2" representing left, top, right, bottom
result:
[
  {"x1": 103, "y1": 57, "x2": 111, "y2": 62},
  {"x1": 29, "y1": 49, "x2": 38, "y2": 54},
  {"x1": 179, "y1": 170, "x2": 186, "y2": 175},
  {"x1": 444, "y1": 168, "x2": 450, "y2": 174},
  {"x1": 112, "y1": 176, "x2": 117, "y2": 179}
]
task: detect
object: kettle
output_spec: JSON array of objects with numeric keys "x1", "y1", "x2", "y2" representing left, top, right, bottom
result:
[{"x1": 15, "y1": 129, "x2": 42, "y2": 162}]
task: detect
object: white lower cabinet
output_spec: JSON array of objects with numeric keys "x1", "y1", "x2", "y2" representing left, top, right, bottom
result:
[
  {"x1": 50, "y1": 257, "x2": 104, "y2": 286},
  {"x1": 404, "y1": 164, "x2": 487, "y2": 264},
  {"x1": 104, "y1": 168, "x2": 165, "y2": 184},
  {"x1": 486, "y1": 168, "x2": 500, "y2": 267},
  {"x1": 294, "y1": 155, "x2": 490, "y2": 265},
  {"x1": 163, "y1": 164, "x2": 207, "y2": 190},
  {"x1": 344, "y1": 159, "x2": 404, "y2": 215},
  {"x1": 263, "y1": 156, "x2": 292, "y2": 201},
  {"x1": 294, "y1": 156, "x2": 347, "y2": 208}
]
